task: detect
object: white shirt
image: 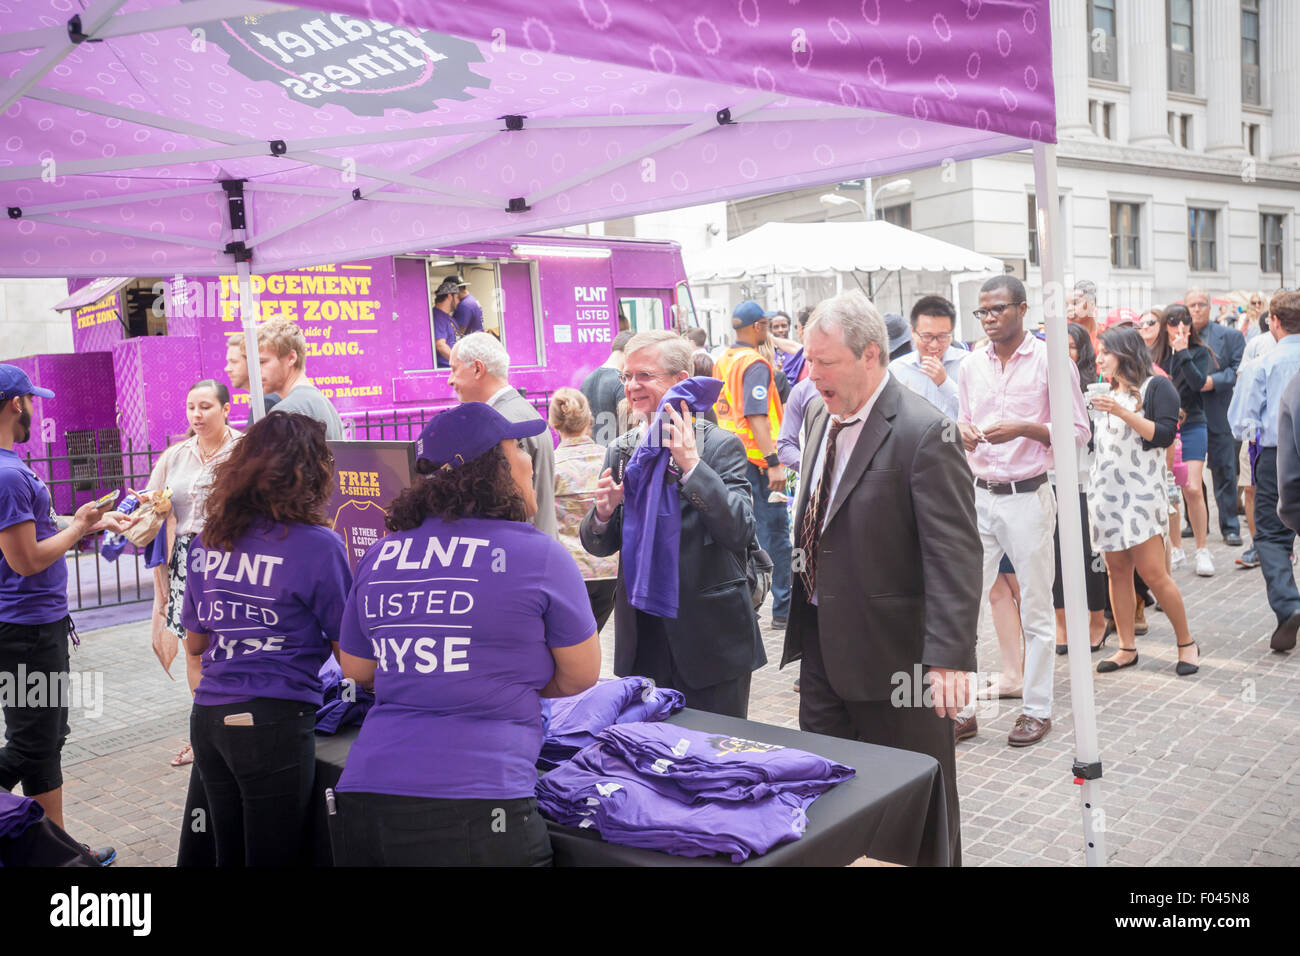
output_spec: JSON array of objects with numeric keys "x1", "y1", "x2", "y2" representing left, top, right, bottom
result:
[{"x1": 803, "y1": 372, "x2": 890, "y2": 604}]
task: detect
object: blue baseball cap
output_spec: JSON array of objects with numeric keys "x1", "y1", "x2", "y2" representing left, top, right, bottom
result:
[
  {"x1": 0, "y1": 365, "x2": 54, "y2": 404},
  {"x1": 415, "y1": 402, "x2": 546, "y2": 470},
  {"x1": 732, "y1": 300, "x2": 777, "y2": 328}
]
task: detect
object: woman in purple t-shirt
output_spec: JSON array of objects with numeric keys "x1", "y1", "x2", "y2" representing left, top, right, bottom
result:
[
  {"x1": 181, "y1": 413, "x2": 351, "y2": 867},
  {"x1": 332, "y1": 403, "x2": 600, "y2": 867}
]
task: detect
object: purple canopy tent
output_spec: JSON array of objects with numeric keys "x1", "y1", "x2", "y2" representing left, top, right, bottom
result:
[{"x1": 1, "y1": 0, "x2": 1105, "y2": 864}]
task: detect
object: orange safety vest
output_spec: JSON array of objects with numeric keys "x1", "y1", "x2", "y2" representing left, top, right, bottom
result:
[{"x1": 714, "y1": 346, "x2": 784, "y2": 466}]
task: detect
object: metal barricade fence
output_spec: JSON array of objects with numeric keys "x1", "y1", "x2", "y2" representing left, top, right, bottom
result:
[
  {"x1": 28, "y1": 392, "x2": 556, "y2": 610},
  {"x1": 21, "y1": 432, "x2": 169, "y2": 612}
]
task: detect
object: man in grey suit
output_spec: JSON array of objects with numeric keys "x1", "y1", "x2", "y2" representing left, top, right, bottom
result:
[
  {"x1": 448, "y1": 332, "x2": 557, "y2": 537},
  {"x1": 580, "y1": 331, "x2": 764, "y2": 717},
  {"x1": 782, "y1": 290, "x2": 981, "y2": 865}
]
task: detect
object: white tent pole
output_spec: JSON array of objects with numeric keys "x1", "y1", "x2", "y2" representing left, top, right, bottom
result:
[
  {"x1": 1033, "y1": 141, "x2": 1106, "y2": 867},
  {"x1": 0, "y1": 0, "x2": 128, "y2": 112},
  {"x1": 17, "y1": 184, "x2": 224, "y2": 216},
  {"x1": 239, "y1": 259, "x2": 266, "y2": 422},
  {"x1": 526, "y1": 92, "x2": 779, "y2": 205},
  {"x1": 0, "y1": 0, "x2": 292, "y2": 53},
  {"x1": 26, "y1": 214, "x2": 227, "y2": 249}
]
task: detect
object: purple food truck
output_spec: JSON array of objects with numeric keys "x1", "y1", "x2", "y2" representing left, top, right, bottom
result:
[{"x1": 8, "y1": 234, "x2": 698, "y2": 511}]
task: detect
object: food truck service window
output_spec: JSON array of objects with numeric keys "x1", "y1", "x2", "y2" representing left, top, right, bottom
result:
[{"x1": 618, "y1": 295, "x2": 666, "y2": 333}]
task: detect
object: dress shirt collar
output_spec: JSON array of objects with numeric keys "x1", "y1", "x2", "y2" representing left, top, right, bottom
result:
[
  {"x1": 487, "y1": 384, "x2": 516, "y2": 407},
  {"x1": 982, "y1": 330, "x2": 1035, "y2": 363}
]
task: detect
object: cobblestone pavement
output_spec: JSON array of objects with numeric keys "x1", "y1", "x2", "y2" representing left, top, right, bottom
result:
[{"x1": 9, "y1": 524, "x2": 1298, "y2": 867}]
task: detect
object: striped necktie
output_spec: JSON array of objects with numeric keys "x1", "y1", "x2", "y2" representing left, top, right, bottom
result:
[{"x1": 797, "y1": 417, "x2": 858, "y2": 600}]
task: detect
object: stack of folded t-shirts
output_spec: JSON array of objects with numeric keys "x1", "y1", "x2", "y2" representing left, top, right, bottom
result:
[
  {"x1": 536, "y1": 722, "x2": 855, "y2": 862},
  {"x1": 539, "y1": 676, "x2": 685, "y2": 768},
  {"x1": 314, "y1": 656, "x2": 375, "y2": 735}
]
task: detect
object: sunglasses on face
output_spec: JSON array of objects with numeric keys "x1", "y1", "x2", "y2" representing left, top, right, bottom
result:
[
  {"x1": 1138, "y1": 317, "x2": 1159, "y2": 329},
  {"x1": 1168, "y1": 317, "x2": 1191, "y2": 327}
]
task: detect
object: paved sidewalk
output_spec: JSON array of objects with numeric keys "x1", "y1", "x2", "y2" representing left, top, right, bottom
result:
[{"x1": 10, "y1": 529, "x2": 1298, "y2": 866}]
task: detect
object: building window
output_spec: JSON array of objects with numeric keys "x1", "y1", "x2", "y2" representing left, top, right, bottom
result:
[
  {"x1": 1168, "y1": 0, "x2": 1195, "y2": 94},
  {"x1": 1110, "y1": 201, "x2": 1141, "y2": 269},
  {"x1": 1261, "y1": 213, "x2": 1285, "y2": 275},
  {"x1": 1027, "y1": 194, "x2": 1039, "y2": 267},
  {"x1": 1168, "y1": 112, "x2": 1192, "y2": 147},
  {"x1": 1087, "y1": 0, "x2": 1118, "y2": 81},
  {"x1": 1089, "y1": 99, "x2": 1115, "y2": 139},
  {"x1": 1242, "y1": 0, "x2": 1261, "y2": 106},
  {"x1": 875, "y1": 203, "x2": 912, "y2": 229},
  {"x1": 1243, "y1": 122, "x2": 1260, "y2": 157},
  {"x1": 1188, "y1": 207, "x2": 1218, "y2": 272}
]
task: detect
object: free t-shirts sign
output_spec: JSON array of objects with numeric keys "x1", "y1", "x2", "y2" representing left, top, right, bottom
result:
[{"x1": 326, "y1": 440, "x2": 416, "y2": 571}]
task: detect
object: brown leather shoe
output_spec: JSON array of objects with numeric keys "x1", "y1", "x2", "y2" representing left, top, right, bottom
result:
[
  {"x1": 1007, "y1": 714, "x2": 1051, "y2": 747},
  {"x1": 953, "y1": 714, "x2": 978, "y2": 742},
  {"x1": 1134, "y1": 603, "x2": 1148, "y2": 636}
]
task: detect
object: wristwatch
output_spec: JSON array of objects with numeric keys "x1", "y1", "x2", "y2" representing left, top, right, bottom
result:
[{"x1": 764, "y1": 452, "x2": 780, "y2": 468}]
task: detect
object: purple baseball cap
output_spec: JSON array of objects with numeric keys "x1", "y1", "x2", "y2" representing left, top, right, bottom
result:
[
  {"x1": 0, "y1": 364, "x2": 55, "y2": 403},
  {"x1": 415, "y1": 402, "x2": 546, "y2": 470}
]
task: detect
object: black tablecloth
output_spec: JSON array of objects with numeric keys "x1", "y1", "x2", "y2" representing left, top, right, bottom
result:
[{"x1": 312, "y1": 709, "x2": 950, "y2": 867}]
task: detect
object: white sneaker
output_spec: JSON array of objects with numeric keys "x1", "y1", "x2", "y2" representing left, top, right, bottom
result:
[
  {"x1": 1195, "y1": 548, "x2": 1215, "y2": 576},
  {"x1": 1170, "y1": 548, "x2": 1186, "y2": 570}
]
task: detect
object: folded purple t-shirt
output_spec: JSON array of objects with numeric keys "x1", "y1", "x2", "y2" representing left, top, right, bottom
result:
[{"x1": 540, "y1": 677, "x2": 685, "y2": 766}]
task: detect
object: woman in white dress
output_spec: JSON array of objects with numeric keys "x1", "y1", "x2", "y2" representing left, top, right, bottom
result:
[{"x1": 1088, "y1": 327, "x2": 1199, "y2": 676}]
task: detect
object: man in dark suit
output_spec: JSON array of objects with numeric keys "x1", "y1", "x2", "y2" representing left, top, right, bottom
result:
[
  {"x1": 580, "y1": 331, "x2": 765, "y2": 717},
  {"x1": 1188, "y1": 287, "x2": 1245, "y2": 545},
  {"x1": 781, "y1": 290, "x2": 981, "y2": 865}
]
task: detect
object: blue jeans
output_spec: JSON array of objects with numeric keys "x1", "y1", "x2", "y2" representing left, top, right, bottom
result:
[{"x1": 747, "y1": 462, "x2": 791, "y2": 619}]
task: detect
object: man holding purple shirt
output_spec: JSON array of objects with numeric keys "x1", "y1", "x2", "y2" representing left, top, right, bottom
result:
[{"x1": 957, "y1": 276, "x2": 1090, "y2": 747}]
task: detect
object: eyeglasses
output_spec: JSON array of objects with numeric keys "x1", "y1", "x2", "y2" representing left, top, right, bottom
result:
[
  {"x1": 1138, "y1": 317, "x2": 1159, "y2": 329},
  {"x1": 914, "y1": 332, "x2": 953, "y2": 345},
  {"x1": 1167, "y1": 317, "x2": 1191, "y2": 327},
  {"x1": 1250, "y1": 299, "x2": 1264, "y2": 306},
  {"x1": 618, "y1": 370, "x2": 668, "y2": 386},
  {"x1": 971, "y1": 303, "x2": 1022, "y2": 321}
]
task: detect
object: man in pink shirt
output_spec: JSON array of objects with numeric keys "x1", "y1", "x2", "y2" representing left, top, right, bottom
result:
[{"x1": 958, "y1": 276, "x2": 1090, "y2": 747}]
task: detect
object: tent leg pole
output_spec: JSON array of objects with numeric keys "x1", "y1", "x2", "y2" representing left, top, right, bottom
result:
[
  {"x1": 1033, "y1": 141, "x2": 1106, "y2": 867},
  {"x1": 239, "y1": 262, "x2": 266, "y2": 422}
]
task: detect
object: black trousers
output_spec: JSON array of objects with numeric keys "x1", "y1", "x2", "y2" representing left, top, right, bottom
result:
[
  {"x1": 586, "y1": 579, "x2": 617, "y2": 633},
  {"x1": 1053, "y1": 491, "x2": 1108, "y2": 612},
  {"x1": 1204, "y1": 428, "x2": 1241, "y2": 535},
  {"x1": 330, "y1": 791, "x2": 552, "y2": 866},
  {"x1": 1252, "y1": 447, "x2": 1300, "y2": 625},
  {"x1": 795, "y1": 609, "x2": 961, "y2": 867},
  {"x1": 632, "y1": 611, "x2": 752, "y2": 719},
  {"x1": 189, "y1": 697, "x2": 316, "y2": 867},
  {"x1": 0, "y1": 617, "x2": 70, "y2": 795}
]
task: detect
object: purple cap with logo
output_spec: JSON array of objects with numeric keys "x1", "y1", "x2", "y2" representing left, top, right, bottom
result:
[
  {"x1": 0, "y1": 365, "x2": 55, "y2": 403},
  {"x1": 415, "y1": 402, "x2": 546, "y2": 470}
]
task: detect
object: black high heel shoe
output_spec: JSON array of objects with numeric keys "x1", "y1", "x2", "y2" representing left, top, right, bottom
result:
[
  {"x1": 1176, "y1": 641, "x2": 1199, "y2": 676},
  {"x1": 1096, "y1": 647, "x2": 1138, "y2": 673},
  {"x1": 1090, "y1": 629, "x2": 1110, "y2": 653}
]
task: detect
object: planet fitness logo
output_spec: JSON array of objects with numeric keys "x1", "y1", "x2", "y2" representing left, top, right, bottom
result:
[{"x1": 201, "y1": 9, "x2": 489, "y2": 116}]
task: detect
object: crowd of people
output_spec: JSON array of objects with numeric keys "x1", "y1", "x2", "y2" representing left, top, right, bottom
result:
[{"x1": 2, "y1": 272, "x2": 1297, "y2": 868}]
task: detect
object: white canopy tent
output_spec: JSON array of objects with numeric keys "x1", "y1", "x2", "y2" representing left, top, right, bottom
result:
[{"x1": 687, "y1": 220, "x2": 1004, "y2": 338}]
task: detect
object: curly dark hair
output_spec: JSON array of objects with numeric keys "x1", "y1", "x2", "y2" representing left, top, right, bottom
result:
[
  {"x1": 386, "y1": 443, "x2": 528, "y2": 531},
  {"x1": 202, "y1": 412, "x2": 334, "y2": 551},
  {"x1": 1098, "y1": 326, "x2": 1154, "y2": 396}
]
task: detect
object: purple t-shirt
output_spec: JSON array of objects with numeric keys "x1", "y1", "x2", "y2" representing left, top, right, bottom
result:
[
  {"x1": 181, "y1": 521, "x2": 351, "y2": 707},
  {"x1": 0, "y1": 448, "x2": 67, "y2": 626},
  {"x1": 335, "y1": 515, "x2": 597, "y2": 800},
  {"x1": 432, "y1": 308, "x2": 456, "y2": 367}
]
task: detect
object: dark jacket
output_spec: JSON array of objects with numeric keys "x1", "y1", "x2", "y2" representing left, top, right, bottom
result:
[
  {"x1": 1138, "y1": 375, "x2": 1181, "y2": 451},
  {"x1": 781, "y1": 377, "x2": 981, "y2": 700},
  {"x1": 579, "y1": 420, "x2": 765, "y2": 687},
  {"x1": 1197, "y1": 321, "x2": 1245, "y2": 435},
  {"x1": 1158, "y1": 345, "x2": 1210, "y2": 426}
]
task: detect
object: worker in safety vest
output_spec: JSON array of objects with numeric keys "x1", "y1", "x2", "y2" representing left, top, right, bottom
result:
[{"x1": 714, "y1": 301, "x2": 791, "y2": 628}]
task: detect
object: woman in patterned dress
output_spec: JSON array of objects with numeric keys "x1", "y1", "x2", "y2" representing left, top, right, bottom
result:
[{"x1": 1088, "y1": 327, "x2": 1200, "y2": 676}]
